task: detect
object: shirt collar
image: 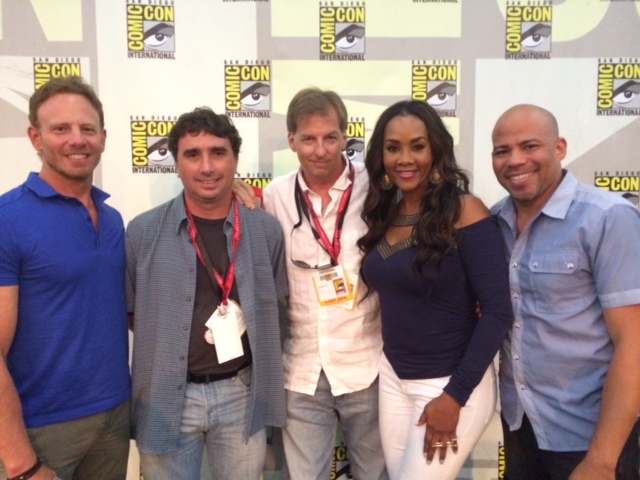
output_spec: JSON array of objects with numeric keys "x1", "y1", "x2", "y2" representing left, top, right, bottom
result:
[
  {"x1": 174, "y1": 192, "x2": 239, "y2": 234},
  {"x1": 24, "y1": 171, "x2": 110, "y2": 204},
  {"x1": 497, "y1": 169, "x2": 577, "y2": 229},
  {"x1": 538, "y1": 169, "x2": 577, "y2": 221},
  {"x1": 173, "y1": 193, "x2": 189, "y2": 233}
]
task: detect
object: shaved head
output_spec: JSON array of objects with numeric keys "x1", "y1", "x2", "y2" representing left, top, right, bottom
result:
[{"x1": 492, "y1": 104, "x2": 559, "y2": 141}]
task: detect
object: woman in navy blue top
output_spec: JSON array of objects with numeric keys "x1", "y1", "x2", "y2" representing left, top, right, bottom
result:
[{"x1": 359, "y1": 100, "x2": 513, "y2": 479}]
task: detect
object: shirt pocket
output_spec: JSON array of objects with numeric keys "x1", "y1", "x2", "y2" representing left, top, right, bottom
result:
[{"x1": 529, "y1": 251, "x2": 591, "y2": 314}]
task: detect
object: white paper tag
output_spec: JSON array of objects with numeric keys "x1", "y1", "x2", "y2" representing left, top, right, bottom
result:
[{"x1": 204, "y1": 300, "x2": 245, "y2": 363}]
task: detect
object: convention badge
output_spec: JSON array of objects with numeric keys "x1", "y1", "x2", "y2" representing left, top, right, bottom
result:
[
  {"x1": 204, "y1": 300, "x2": 245, "y2": 363},
  {"x1": 312, "y1": 265, "x2": 355, "y2": 307},
  {"x1": 335, "y1": 273, "x2": 359, "y2": 311}
]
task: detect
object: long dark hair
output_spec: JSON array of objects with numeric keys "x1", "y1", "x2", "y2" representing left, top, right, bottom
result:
[{"x1": 358, "y1": 100, "x2": 470, "y2": 274}]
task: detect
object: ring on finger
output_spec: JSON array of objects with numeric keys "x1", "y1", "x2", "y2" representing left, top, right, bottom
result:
[{"x1": 433, "y1": 441, "x2": 444, "y2": 448}]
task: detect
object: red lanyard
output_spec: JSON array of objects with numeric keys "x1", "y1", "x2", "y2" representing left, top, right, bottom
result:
[
  {"x1": 185, "y1": 197, "x2": 241, "y2": 306},
  {"x1": 294, "y1": 162, "x2": 355, "y2": 266}
]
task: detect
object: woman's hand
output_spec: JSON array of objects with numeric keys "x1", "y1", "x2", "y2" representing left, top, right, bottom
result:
[{"x1": 417, "y1": 392, "x2": 461, "y2": 464}]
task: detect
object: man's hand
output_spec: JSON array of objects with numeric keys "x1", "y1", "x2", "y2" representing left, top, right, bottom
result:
[
  {"x1": 568, "y1": 456, "x2": 615, "y2": 480},
  {"x1": 31, "y1": 463, "x2": 58, "y2": 480},
  {"x1": 232, "y1": 179, "x2": 260, "y2": 209}
]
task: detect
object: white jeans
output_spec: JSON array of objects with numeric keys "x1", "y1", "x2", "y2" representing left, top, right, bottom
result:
[{"x1": 379, "y1": 354, "x2": 496, "y2": 480}]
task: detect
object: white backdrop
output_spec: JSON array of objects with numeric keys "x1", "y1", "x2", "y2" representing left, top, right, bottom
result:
[{"x1": 1, "y1": 1, "x2": 639, "y2": 478}]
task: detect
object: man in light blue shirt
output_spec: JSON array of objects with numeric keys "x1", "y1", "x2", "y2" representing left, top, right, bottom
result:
[{"x1": 491, "y1": 104, "x2": 640, "y2": 480}]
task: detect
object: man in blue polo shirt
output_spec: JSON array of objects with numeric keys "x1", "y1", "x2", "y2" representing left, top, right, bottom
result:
[
  {"x1": 0, "y1": 77, "x2": 130, "y2": 480},
  {"x1": 491, "y1": 104, "x2": 640, "y2": 480}
]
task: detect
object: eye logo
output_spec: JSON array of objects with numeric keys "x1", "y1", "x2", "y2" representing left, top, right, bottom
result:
[
  {"x1": 505, "y1": 4, "x2": 552, "y2": 59},
  {"x1": 126, "y1": 3, "x2": 176, "y2": 59},
  {"x1": 345, "y1": 120, "x2": 365, "y2": 163},
  {"x1": 131, "y1": 118, "x2": 177, "y2": 173},
  {"x1": 411, "y1": 61, "x2": 458, "y2": 117},
  {"x1": 319, "y1": 5, "x2": 366, "y2": 61},
  {"x1": 33, "y1": 59, "x2": 81, "y2": 91},
  {"x1": 224, "y1": 62, "x2": 272, "y2": 118},
  {"x1": 597, "y1": 60, "x2": 640, "y2": 115},
  {"x1": 143, "y1": 22, "x2": 175, "y2": 50}
]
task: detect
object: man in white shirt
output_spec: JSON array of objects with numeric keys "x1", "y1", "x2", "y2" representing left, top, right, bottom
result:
[{"x1": 263, "y1": 88, "x2": 386, "y2": 480}]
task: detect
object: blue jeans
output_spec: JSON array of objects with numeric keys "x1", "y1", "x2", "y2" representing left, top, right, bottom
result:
[
  {"x1": 283, "y1": 370, "x2": 387, "y2": 480},
  {"x1": 502, "y1": 413, "x2": 640, "y2": 480},
  {"x1": 140, "y1": 367, "x2": 266, "y2": 480}
]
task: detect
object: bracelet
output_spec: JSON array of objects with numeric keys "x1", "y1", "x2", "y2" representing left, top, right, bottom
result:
[{"x1": 7, "y1": 457, "x2": 43, "y2": 480}]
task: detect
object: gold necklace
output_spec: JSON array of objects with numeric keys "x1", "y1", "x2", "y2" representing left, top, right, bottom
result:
[{"x1": 391, "y1": 213, "x2": 421, "y2": 226}]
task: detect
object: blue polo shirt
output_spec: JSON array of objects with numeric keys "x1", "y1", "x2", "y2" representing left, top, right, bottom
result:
[
  {"x1": 493, "y1": 171, "x2": 640, "y2": 451},
  {"x1": 0, "y1": 173, "x2": 130, "y2": 428}
]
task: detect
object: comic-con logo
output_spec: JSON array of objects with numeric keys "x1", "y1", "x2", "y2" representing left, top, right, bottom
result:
[
  {"x1": 319, "y1": 3, "x2": 365, "y2": 61},
  {"x1": 33, "y1": 58, "x2": 81, "y2": 90},
  {"x1": 331, "y1": 442, "x2": 351, "y2": 480},
  {"x1": 505, "y1": 2, "x2": 552, "y2": 60},
  {"x1": 411, "y1": 60, "x2": 458, "y2": 117},
  {"x1": 238, "y1": 173, "x2": 273, "y2": 190},
  {"x1": 595, "y1": 172, "x2": 640, "y2": 208},
  {"x1": 597, "y1": 59, "x2": 640, "y2": 116},
  {"x1": 130, "y1": 117, "x2": 177, "y2": 173},
  {"x1": 345, "y1": 118, "x2": 365, "y2": 163},
  {"x1": 224, "y1": 61, "x2": 271, "y2": 118},
  {"x1": 126, "y1": 2, "x2": 175, "y2": 59}
]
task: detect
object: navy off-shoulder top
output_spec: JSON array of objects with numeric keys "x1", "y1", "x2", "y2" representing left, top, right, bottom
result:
[{"x1": 362, "y1": 216, "x2": 514, "y2": 406}]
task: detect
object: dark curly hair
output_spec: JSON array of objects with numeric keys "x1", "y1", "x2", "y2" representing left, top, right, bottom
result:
[
  {"x1": 168, "y1": 107, "x2": 242, "y2": 159},
  {"x1": 358, "y1": 100, "x2": 470, "y2": 275}
]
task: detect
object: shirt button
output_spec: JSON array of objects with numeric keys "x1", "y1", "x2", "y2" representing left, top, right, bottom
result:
[
  {"x1": 532, "y1": 262, "x2": 538, "y2": 268},
  {"x1": 515, "y1": 323, "x2": 521, "y2": 328},
  {"x1": 567, "y1": 262, "x2": 574, "y2": 269},
  {"x1": 189, "y1": 267, "x2": 194, "y2": 273},
  {"x1": 186, "y1": 296, "x2": 192, "y2": 302},
  {"x1": 511, "y1": 262, "x2": 518, "y2": 268},
  {"x1": 183, "y1": 325, "x2": 188, "y2": 331},
  {"x1": 177, "y1": 385, "x2": 182, "y2": 390},
  {"x1": 520, "y1": 385, "x2": 526, "y2": 390},
  {"x1": 513, "y1": 355, "x2": 519, "y2": 360},
  {"x1": 179, "y1": 356, "x2": 185, "y2": 361},
  {"x1": 512, "y1": 293, "x2": 519, "y2": 299}
]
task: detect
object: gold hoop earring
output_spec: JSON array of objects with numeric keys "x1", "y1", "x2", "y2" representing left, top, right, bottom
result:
[{"x1": 381, "y1": 173, "x2": 394, "y2": 191}]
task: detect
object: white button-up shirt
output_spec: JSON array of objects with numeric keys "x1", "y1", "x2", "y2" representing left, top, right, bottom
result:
[{"x1": 264, "y1": 161, "x2": 382, "y2": 395}]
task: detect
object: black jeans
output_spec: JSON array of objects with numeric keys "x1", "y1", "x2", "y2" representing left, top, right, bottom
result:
[{"x1": 501, "y1": 413, "x2": 640, "y2": 480}]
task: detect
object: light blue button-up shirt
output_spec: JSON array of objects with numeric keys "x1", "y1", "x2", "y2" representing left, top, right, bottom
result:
[{"x1": 492, "y1": 170, "x2": 640, "y2": 451}]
